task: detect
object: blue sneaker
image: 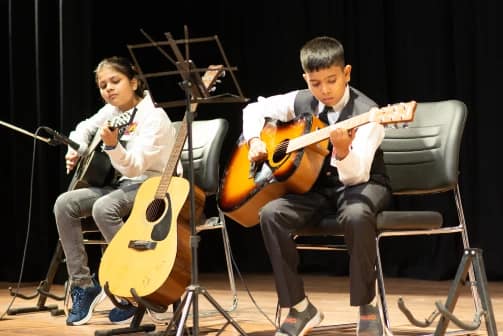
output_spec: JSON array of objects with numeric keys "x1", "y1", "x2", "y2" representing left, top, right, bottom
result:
[
  {"x1": 108, "y1": 301, "x2": 137, "y2": 324},
  {"x1": 66, "y1": 279, "x2": 105, "y2": 326}
]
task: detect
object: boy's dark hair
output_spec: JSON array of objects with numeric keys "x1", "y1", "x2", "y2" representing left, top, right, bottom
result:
[
  {"x1": 300, "y1": 36, "x2": 345, "y2": 73},
  {"x1": 94, "y1": 56, "x2": 147, "y2": 97}
]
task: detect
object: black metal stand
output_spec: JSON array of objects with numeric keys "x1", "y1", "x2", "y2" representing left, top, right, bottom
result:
[
  {"x1": 7, "y1": 240, "x2": 65, "y2": 316},
  {"x1": 398, "y1": 248, "x2": 498, "y2": 336},
  {"x1": 0, "y1": 121, "x2": 74, "y2": 317},
  {"x1": 119, "y1": 26, "x2": 248, "y2": 335},
  {"x1": 94, "y1": 306, "x2": 156, "y2": 336},
  {"x1": 160, "y1": 78, "x2": 247, "y2": 336}
]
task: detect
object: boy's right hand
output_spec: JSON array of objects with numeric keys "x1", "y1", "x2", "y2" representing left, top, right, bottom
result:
[{"x1": 247, "y1": 138, "x2": 268, "y2": 162}]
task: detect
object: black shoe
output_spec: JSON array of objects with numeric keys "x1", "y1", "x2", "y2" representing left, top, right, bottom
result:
[
  {"x1": 275, "y1": 300, "x2": 324, "y2": 336},
  {"x1": 357, "y1": 304, "x2": 383, "y2": 336}
]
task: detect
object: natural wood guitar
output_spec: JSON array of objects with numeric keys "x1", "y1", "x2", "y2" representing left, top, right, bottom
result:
[
  {"x1": 98, "y1": 65, "x2": 224, "y2": 307},
  {"x1": 218, "y1": 101, "x2": 417, "y2": 228}
]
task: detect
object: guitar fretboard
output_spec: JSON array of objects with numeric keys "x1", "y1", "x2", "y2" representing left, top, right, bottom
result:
[
  {"x1": 286, "y1": 102, "x2": 415, "y2": 154},
  {"x1": 287, "y1": 111, "x2": 372, "y2": 153},
  {"x1": 155, "y1": 119, "x2": 187, "y2": 199},
  {"x1": 152, "y1": 66, "x2": 223, "y2": 199}
]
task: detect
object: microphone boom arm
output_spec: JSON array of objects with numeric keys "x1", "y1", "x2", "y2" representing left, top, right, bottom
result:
[{"x1": 0, "y1": 120, "x2": 51, "y2": 144}]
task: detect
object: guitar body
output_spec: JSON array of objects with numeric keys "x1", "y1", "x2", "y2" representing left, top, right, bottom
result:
[
  {"x1": 218, "y1": 101, "x2": 418, "y2": 228},
  {"x1": 218, "y1": 114, "x2": 329, "y2": 228},
  {"x1": 99, "y1": 176, "x2": 196, "y2": 306},
  {"x1": 68, "y1": 149, "x2": 114, "y2": 190},
  {"x1": 67, "y1": 110, "x2": 135, "y2": 190}
]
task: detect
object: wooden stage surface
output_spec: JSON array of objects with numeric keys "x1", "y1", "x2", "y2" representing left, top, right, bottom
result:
[{"x1": 0, "y1": 273, "x2": 501, "y2": 335}]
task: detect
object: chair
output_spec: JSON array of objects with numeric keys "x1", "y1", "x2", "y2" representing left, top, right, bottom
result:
[
  {"x1": 173, "y1": 117, "x2": 238, "y2": 312},
  {"x1": 293, "y1": 100, "x2": 493, "y2": 334}
]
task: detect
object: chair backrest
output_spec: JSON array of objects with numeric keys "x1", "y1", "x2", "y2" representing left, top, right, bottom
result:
[
  {"x1": 381, "y1": 99, "x2": 467, "y2": 195},
  {"x1": 172, "y1": 118, "x2": 229, "y2": 195}
]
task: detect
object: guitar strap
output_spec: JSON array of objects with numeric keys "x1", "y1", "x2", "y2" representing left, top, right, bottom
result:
[
  {"x1": 118, "y1": 107, "x2": 138, "y2": 139},
  {"x1": 111, "y1": 107, "x2": 138, "y2": 184}
]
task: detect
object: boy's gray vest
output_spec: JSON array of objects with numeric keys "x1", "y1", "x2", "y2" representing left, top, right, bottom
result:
[{"x1": 293, "y1": 88, "x2": 390, "y2": 189}]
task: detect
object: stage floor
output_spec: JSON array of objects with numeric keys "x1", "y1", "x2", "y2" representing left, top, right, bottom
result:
[{"x1": 0, "y1": 273, "x2": 501, "y2": 335}]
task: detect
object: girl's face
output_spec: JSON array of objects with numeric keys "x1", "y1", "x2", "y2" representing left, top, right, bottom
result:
[
  {"x1": 303, "y1": 64, "x2": 351, "y2": 107},
  {"x1": 96, "y1": 65, "x2": 139, "y2": 111}
]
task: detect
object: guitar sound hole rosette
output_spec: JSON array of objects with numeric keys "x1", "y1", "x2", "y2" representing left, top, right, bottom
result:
[{"x1": 272, "y1": 139, "x2": 288, "y2": 163}]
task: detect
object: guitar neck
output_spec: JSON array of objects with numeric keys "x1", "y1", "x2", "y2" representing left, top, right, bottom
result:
[
  {"x1": 286, "y1": 111, "x2": 371, "y2": 153},
  {"x1": 153, "y1": 65, "x2": 224, "y2": 198},
  {"x1": 155, "y1": 118, "x2": 187, "y2": 199}
]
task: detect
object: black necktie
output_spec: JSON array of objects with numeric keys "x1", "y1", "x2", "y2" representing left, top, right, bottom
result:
[{"x1": 318, "y1": 106, "x2": 333, "y2": 125}]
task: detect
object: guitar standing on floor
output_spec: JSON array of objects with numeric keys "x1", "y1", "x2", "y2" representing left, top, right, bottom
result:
[{"x1": 98, "y1": 65, "x2": 224, "y2": 308}]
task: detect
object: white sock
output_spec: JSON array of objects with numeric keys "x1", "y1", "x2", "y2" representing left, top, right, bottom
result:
[
  {"x1": 293, "y1": 297, "x2": 308, "y2": 312},
  {"x1": 370, "y1": 296, "x2": 377, "y2": 307}
]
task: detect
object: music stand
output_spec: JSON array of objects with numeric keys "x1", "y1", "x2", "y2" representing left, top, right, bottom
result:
[{"x1": 126, "y1": 27, "x2": 248, "y2": 336}]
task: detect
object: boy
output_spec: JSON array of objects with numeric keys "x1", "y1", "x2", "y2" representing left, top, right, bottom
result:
[{"x1": 242, "y1": 36, "x2": 391, "y2": 336}]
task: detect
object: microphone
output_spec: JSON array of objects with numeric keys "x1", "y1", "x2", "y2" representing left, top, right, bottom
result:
[{"x1": 41, "y1": 126, "x2": 80, "y2": 152}]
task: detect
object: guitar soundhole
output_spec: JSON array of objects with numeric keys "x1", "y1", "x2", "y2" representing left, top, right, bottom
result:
[
  {"x1": 272, "y1": 139, "x2": 288, "y2": 163},
  {"x1": 146, "y1": 199, "x2": 166, "y2": 222}
]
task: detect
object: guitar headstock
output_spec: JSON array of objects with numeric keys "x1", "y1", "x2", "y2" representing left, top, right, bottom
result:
[
  {"x1": 370, "y1": 101, "x2": 417, "y2": 128},
  {"x1": 189, "y1": 65, "x2": 225, "y2": 113},
  {"x1": 201, "y1": 64, "x2": 225, "y2": 92}
]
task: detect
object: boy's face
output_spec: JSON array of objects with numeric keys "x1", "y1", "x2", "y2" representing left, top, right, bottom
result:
[{"x1": 303, "y1": 64, "x2": 351, "y2": 107}]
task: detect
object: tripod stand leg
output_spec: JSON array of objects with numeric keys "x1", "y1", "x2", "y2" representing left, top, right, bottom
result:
[
  {"x1": 434, "y1": 248, "x2": 498, "y2": 336},
  {"x1": 469, "y1": 249, "x2": 498, "y2": 336},
  {"x1": 163, "y1": 285, "x2": 247, "y2": 336},
  {"x1": 200, "y1": 287, "x2": 247, "y2": 335}
]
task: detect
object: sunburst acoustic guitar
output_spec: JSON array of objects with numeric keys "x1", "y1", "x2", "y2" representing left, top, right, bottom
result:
[{"x1": 218, "y1": 101, "x2": 417, "y2": 228}]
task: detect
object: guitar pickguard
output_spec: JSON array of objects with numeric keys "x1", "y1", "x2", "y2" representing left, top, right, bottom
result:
[{"x1": 151, "y1": 195, "x2": 172, "y2": 241}]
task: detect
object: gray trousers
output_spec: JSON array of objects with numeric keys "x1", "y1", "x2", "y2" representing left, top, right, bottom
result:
[
  {"x1": 259, "y1": 181, "x2": 391, "y2": 308},
  {"x1": 53, "y1": 180, "x2": 142, "y2": 288}
]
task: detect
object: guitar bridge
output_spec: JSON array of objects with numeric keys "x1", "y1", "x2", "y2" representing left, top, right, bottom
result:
[{"x1": 128, "y1": 240, "x2": 157, "y2": 251}]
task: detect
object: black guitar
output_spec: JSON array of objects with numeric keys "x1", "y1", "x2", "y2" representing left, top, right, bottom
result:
[{"x1": 68, "y1": 110, "x2": 134, "y2": 190}]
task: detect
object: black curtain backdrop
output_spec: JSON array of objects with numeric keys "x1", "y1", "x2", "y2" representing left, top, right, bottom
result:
[{"x1": 2, "y1": 0, "x2": 503, "y2": 284}]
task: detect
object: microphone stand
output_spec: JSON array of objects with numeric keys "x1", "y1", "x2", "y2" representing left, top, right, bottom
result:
[{"x1": 1, "y1": 119, "x2": 74, "y2": 317}]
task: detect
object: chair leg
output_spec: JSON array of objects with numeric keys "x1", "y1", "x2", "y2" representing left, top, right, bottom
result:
[
  {"x1": 218, "y1": 210, "x2": 238, "y2": 312},
  {"x1": 375, "y1": 236, "x2": 391, "y2": 330}
]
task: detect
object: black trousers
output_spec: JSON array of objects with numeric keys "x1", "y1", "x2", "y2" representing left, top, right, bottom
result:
[{"x1": 259, "y1": 181, "x2": 391, "y2": 307}]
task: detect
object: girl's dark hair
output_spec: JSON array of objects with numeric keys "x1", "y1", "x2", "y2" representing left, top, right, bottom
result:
[
  {"x1": 94, "y1": 56, "x2": 147, "y2": 97},
  {"x1": 300, "y1": 36, "x2": 345, "y2": 73}
]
